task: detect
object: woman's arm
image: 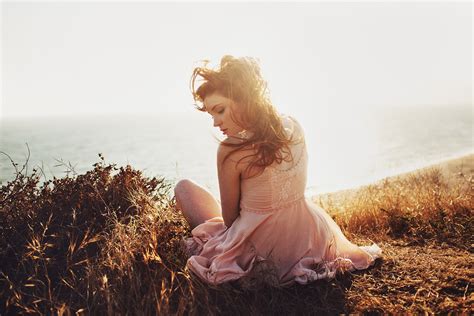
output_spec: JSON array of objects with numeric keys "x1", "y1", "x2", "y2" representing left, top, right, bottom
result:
[{"x1": 217, "y1": 142, "x2": 241, "y2": 228}]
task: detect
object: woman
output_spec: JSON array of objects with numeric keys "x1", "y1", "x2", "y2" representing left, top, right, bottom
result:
[{"x1": 174, "y1": 55, "x2": 382, "y2": 286}]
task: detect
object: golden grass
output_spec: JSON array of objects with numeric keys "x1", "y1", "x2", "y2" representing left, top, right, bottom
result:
[
  {"x1": 315, "y1": 155, "x2": 473, "y2": 248},
  {"x1": 0, "y1": 151, "x2": 472, "y2": 314}
]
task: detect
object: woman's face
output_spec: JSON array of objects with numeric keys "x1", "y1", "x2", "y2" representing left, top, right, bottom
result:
[{"x1": 203, "y1": 92, "x2": 245, "y2": 138}]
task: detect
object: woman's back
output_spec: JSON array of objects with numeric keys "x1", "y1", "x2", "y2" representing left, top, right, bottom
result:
[{"x1": 239, "y1": 115, "x2": 308, "y2": 213}]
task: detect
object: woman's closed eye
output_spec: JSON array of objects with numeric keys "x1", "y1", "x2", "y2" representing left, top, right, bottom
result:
[{"x1": 209, "y1": 109, "x2": 225, "y2": 116}]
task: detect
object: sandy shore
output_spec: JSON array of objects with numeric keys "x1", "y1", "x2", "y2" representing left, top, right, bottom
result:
[
  {"x1": 429, "y1": 153, "x2": 474, "y2": 185},
  {"x1": 313, "y1": 153, "x2": 474, "y2": 203},
  {"x1": 378, "y1": 153, "x2": 473, "y2": 186}
]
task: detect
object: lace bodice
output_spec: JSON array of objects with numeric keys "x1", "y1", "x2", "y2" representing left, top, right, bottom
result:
[{"x1": 239, "y1": 115, "x2": 308, "y2": 213}]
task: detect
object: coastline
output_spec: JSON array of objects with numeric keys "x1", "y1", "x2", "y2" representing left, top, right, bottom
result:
[{"x1": 313, "y1": 152, "x2": 474, "y2": 204}]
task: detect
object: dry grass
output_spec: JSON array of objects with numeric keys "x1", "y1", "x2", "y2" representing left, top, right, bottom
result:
[
  {"x1": 315, "y1": 155, "x2": 473, "y2": 249},
  {"x1": 0, "y1": 150, "x2": 472, "y2": 314}
]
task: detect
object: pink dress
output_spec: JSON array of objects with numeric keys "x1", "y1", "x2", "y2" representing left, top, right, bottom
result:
[{"x1": 184, "y1": 115, "x2": 382, "y2": 286}]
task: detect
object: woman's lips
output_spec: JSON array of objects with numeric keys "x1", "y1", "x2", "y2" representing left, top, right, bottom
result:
[{"x1": 221, "y1": 129, "x2": 228, "y2": 134}]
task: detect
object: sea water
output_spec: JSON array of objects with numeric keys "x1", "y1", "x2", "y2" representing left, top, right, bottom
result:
[{"x1": 1, "y1": 104, "x2": 472, "y2": 198}]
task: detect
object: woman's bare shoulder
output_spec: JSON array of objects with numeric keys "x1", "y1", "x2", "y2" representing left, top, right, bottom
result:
[
  {"x1": 217, "y1": 139, "x2": 259, "y2": 174},
  {"x1": 219, "y1": 139, "x2": 255, "y2": 159}
]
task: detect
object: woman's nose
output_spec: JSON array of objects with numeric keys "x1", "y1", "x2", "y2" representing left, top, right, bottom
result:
[{"x1": 213, "y1": 117, "x2": 221, "y2": 127}]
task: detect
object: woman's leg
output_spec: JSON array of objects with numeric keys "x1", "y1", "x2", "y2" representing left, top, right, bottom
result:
[{"x1": 174, "y1": 179, "x2": 222, "y2": 229}]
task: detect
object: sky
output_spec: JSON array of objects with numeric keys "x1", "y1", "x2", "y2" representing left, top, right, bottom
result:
[{"x1": 1, "y1": 1, "x2": 472, "y2": 118}]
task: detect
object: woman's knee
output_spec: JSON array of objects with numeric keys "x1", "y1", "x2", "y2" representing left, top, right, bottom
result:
[
  {"x1": 174, "y1": 179, "x2": 196, "y2": 198},
  {"x1": 174, "y1": 178, "x2": 218, "y2": 208}
]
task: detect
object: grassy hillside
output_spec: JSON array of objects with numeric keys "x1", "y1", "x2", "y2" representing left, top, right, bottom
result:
[{"x1": 0, "y1": 152, "x2": 472, "y2": 314}]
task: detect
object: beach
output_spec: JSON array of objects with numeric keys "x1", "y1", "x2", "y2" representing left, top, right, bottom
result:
[
  {"x1": 313, "y1": 153, "x2": 474, "y2": 209},
  {"x1": 377, "y1": 153, "x2": 473, "y2": 187}
]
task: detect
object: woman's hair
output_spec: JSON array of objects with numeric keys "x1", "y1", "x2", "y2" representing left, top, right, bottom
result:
[{"x1": 190, "y1": 55, "x2": 294, "y2": 178}]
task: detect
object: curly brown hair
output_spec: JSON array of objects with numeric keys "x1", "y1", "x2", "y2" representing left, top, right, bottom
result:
[{"x1": 190, "y1": 55, "x2": 295, "y2": 178}]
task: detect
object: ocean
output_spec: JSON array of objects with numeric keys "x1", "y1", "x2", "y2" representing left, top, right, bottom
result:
[{"x1": 1, "y1": 104, "x2": 472, "y2": 198}]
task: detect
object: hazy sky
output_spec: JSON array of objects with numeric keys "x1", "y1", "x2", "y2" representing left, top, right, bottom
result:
[{"x1": 1, "y1": 1, "x2": 472, "y2": 118}]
